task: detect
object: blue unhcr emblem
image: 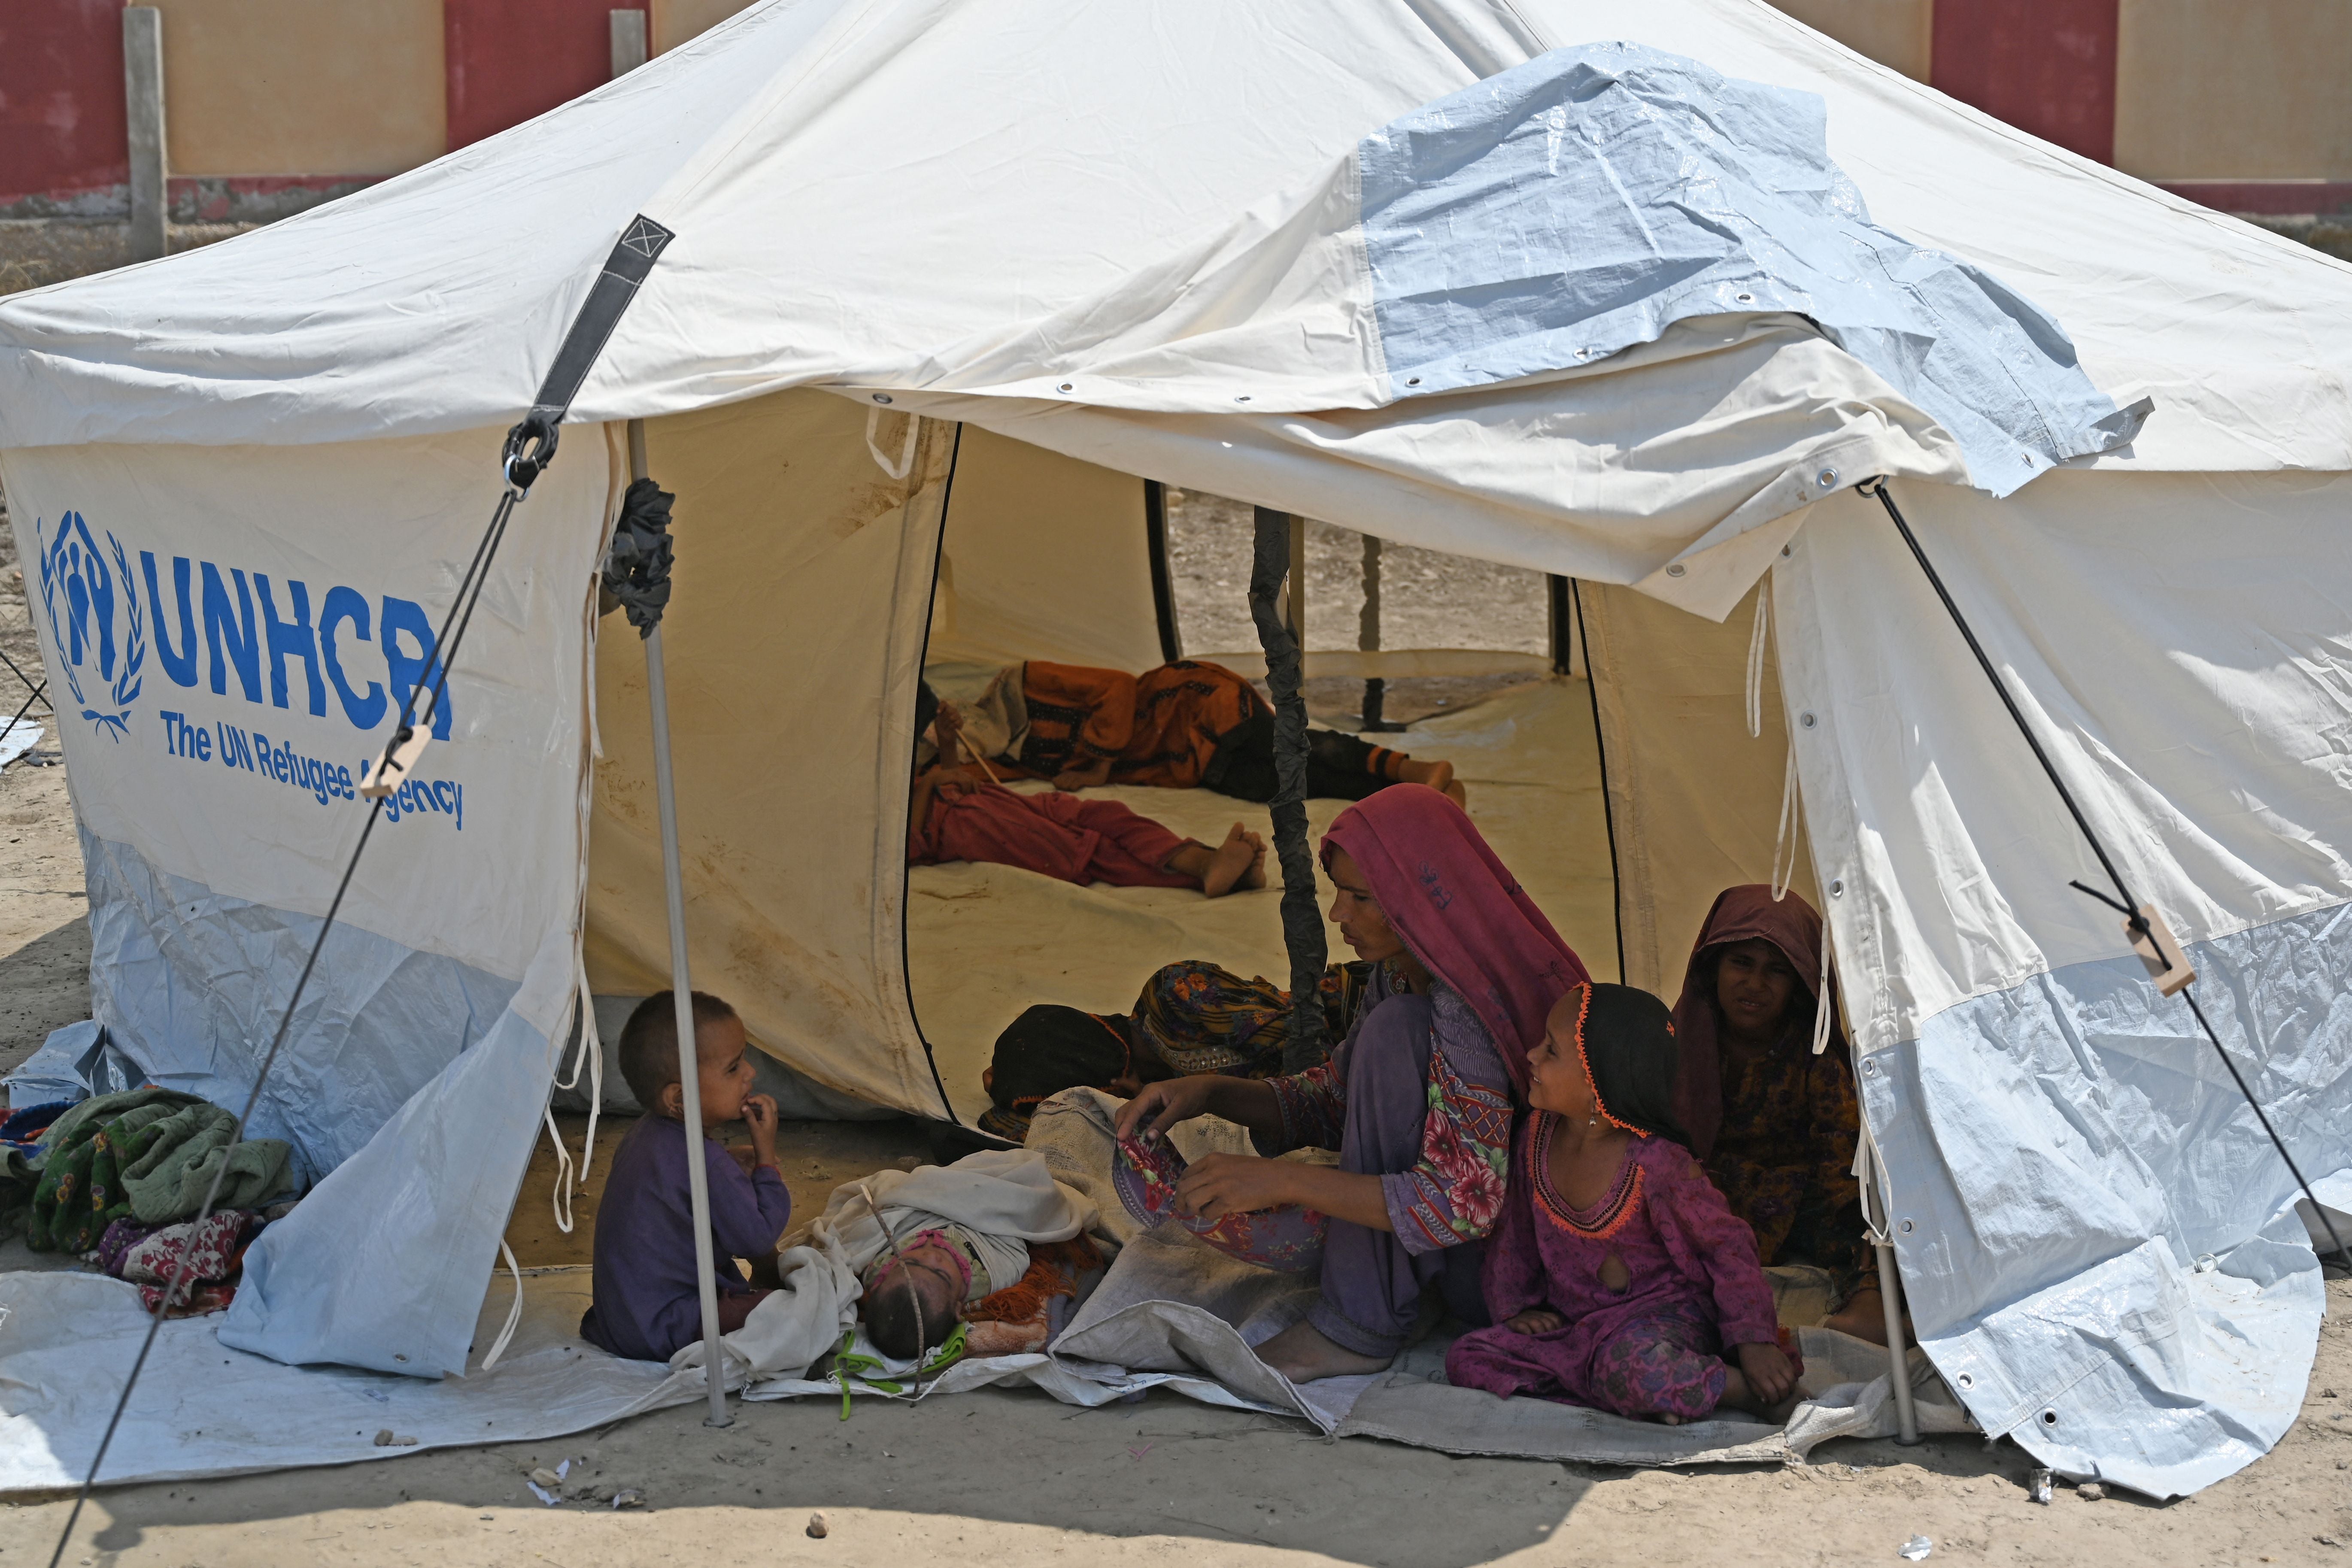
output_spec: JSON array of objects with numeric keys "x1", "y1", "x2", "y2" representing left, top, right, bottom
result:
[{"x1": 35, "y1": 510, "x2": 146, "y2": 741}]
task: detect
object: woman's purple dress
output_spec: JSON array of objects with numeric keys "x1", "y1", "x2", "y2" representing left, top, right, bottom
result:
[{"x1": 1445, "y1": 1112, "x2": 1781, "y2": 1420}]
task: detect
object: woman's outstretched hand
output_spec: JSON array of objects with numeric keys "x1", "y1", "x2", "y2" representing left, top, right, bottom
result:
[
  {"x1": 1504, "y1": 1308, "x2": 1564, "y2": 1336},
  {"x1": 1170, "y1": 1152, "x2": 1295, "y2": 1221},
  {"x1": 1114, "y1": 1076, "x2": 1221, "y2": 1141},
  {"x1": 1736, "y1": 1341, "x2": 1798, "y2": 1405}
]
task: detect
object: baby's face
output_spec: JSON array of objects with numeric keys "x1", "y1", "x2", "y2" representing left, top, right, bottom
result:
[{"x1": 872, "y1": 1239, "x2": 965, "y2": 1319}]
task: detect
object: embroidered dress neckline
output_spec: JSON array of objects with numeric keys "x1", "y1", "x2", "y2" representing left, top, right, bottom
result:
[{"x1": 1533, "y1": 1113, "x2": 1643, "y2": 1239}]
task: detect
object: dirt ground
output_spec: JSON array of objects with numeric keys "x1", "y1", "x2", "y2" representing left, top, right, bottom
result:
[{"x1": 4, "y1": 487, "x2": 2351, "y2": 1566}]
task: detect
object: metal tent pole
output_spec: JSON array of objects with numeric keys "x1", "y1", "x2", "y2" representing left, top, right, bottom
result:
[
  {"x1": 1861, "y1": 1134, "x2": 1921, "y2": 1444},
  {"x1": 629, "y1": 418, "x2": 732, "y2": 1428}
]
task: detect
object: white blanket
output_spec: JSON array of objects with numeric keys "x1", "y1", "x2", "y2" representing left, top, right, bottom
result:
[{"x1": 645, "y1": 1147, "x2": 1098, "y2": 1406}]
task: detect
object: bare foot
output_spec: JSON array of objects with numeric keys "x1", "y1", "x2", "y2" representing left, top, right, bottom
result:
[
  {"x1": 1201, "y1": 823, "x2": 1261, "y2": 898},
  {"x1": 1398, "y1": 757, "x2": 1449, "y2": 790},
  {"x1": 1240, "y1": 829, "x2": 1267, "y2": 890},
  {"x1": 1256, "y1": 1319, "x2": 1393, "y2": 1383},
  {"x1": 1397, "y1": 758, "x2": 1465, "y2": 806},
  {"x1": 1821, "y1": 1288, "x2": 1893, "y2": 1346},
  {"x1": 1718, "y1": 1368, "x2": 1803, "y2": 1424}
]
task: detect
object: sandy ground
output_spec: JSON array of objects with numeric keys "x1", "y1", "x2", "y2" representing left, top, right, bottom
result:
[{"x1": 4, "y1": 490, "x2": 2351, "y2": 1565}]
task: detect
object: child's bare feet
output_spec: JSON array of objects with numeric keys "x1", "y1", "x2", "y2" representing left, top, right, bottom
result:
[
  {"x1": 1821, "y1": 1286, "x2": 1894, "y2": 1345},
  {"x1": 1397, "y1": 758, "x2": 1466, "y2": 807},
  {"x1": 1201, "y1": 823, "x2": 1262, "y2": 898},
  {"x1": 1256, "y1": 1319, "x2": 1393, "y2": 1383},
  {"x1": 1718, "y1": 1367, "x2": 1803, "y2": 1424}
]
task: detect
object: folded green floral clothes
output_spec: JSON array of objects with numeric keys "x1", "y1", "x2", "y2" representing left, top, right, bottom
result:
[{"x1": 26, "y1": 1089, "x2": 293, "y2": 1253}]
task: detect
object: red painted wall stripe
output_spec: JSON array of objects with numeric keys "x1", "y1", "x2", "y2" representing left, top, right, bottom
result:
[
  {"x1": 1931, "y1": 0, "x2": 2121, "y2": 165},
  {"x1": 0, "y1": 0, "x2": 128, "y2": 207},
  {"x1": 443, "y1": 0, "x2": 638, "y2": 152}
]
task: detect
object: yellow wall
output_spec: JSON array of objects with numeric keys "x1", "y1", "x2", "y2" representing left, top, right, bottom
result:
[
  {"x1": 2115, "y1": 0, "x2": 2352, "y2": 180},
  {"x1": 1767, "y1": 0, "x2": 1933, "y2": 80},
  {"x1": 651, "y1": 0, "x2": 762, "y2": 55},
  {"x1": 122, "y1": 0, "x2": 2352, "y2": 187},
  {"x1": 158, "y1": 0, "x2": 445, "y2": 177}
]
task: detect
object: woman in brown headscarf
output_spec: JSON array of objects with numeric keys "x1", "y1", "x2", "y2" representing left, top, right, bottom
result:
[{"x1": 1671, "y1": 885, "x2": 1887, "y2": 1344}]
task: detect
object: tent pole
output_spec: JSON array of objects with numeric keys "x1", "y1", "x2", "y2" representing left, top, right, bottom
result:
[
  {"x1": 1863, "y1": 1135, "x2": 1921, "y2": 1444},
  {"x1": 1250, "y1": 507, "x2": 1329, "y2": 1074},
  {"x1": 1359, "y1": 534, "x2": 1405, "y2": 731},
  {"x1": 1360, "y1": 532, "x2": 1383, "y2": 728},
  {"x1": 1286, "y1": 513, "x2": 1308, "y2": 644},
  {"x1": 630, "y1": 417, "x2": 733, "y2": 1429}
]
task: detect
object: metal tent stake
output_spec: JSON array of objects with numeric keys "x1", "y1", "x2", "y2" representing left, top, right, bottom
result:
[{"x1": 630, "y1": 418, "x2": 732, "y2": 1428}]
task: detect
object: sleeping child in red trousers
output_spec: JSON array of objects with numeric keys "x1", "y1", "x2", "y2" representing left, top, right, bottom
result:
[
  {"x1": 1445, "y1": 982, "x2": 1800, "y2": 1423},
  {"x1": 910, "y1": 682, "x2": 1264, "y2": 898}
]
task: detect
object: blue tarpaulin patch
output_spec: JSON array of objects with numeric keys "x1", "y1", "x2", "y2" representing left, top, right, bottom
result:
[{"x1": 1358, "y1": 43, "x2": 2147, "y2": 495}]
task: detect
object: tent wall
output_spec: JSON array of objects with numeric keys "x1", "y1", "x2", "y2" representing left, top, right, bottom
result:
[
  {"x1": 1579, "y1": 577, "x2": 1818, "y2": 992},
  {"x1": 584, "y1": 389, "x2": 953, "y2": 1117},
  {"x1": 0, "y1": 426, "x2": 612, "y2": 1376},
  {"x1": 1773, "y1": 470, "x2": 2352, "y2": 1496},
  {"x1": 923, "y1": 425, "x2": 1164, "y2": 673}
]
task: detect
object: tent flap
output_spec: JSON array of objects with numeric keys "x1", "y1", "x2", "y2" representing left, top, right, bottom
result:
[{"x1": 1774, "y1": 473, "x2": 2352, "y2": 1495}]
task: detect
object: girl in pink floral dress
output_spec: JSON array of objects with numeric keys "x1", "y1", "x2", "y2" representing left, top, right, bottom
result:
[{"x1": 1446, "y1": 982, "x2": 1798, "y2": 1423}]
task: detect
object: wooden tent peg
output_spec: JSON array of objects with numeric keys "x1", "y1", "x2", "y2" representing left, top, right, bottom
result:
[{"x1": 2127, "y1": 904, "x2": 2197, "y2": 996}]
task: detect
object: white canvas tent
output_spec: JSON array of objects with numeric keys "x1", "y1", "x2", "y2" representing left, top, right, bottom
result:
[{"x1": 2, "y1": 0, "x2": 2349, "y2": 1501}]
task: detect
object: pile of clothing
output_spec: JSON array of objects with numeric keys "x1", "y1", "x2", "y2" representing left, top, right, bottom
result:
[{"x1": 1, "y1": 1087, "x2": 297, "y2": 1316}]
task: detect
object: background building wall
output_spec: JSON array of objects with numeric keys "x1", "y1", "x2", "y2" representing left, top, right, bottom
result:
[
  {"x1": 445, "y1": 0, "x2": 636, "y2": 151},
  {"x1": 651, "y1": 0, "x2": 758, "y2": 55},
  {"x1": 1766, "y1": 0, "x2": 1933, "y2": 81},
  {"x1": 3, "y1": 0, "x2": 2345, "y2": 276},
  {"x1": 0, "y1": 0, "x2": 130, "y2": 213},
  {"x1": 2114, "y1": 0, "x2": 2352, "y2": 182},
  {"x1": 157, "y1": 0, "x2": 447, "y2": 178}
]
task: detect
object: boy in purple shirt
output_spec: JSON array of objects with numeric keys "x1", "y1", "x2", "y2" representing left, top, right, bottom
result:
[{"x1": 580, "y1": 991, "x2": 792, "y2": 1362}]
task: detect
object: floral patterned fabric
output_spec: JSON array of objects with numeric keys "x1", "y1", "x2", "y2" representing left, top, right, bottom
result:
[
  {"x1": 120, "y1": 1210, "x2": 256, "y2": 1317},
  {"x1": 1112, "y1": 1132, "x2": 1327, "y2": 1271},
  {"x1": 1261, "y1": 974, "x2": 1513, "y2": 1258},
  {"x1": 1706, "y1": 1033, "x2": 1876, "y2": 1296},
  {"x1": 1131, "y1": 958, "x2": 1375, "y2": 1078}
]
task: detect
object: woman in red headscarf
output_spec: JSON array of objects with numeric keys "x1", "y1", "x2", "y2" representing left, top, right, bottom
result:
[
  {"x1": 1671, "y1": 885, "x2": 1885, "y2": 1343},
  {"x1": 1116, "y1": 785, "x2": 1588, "y2": 1382}
]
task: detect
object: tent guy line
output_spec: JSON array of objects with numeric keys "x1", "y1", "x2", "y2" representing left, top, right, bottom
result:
[
  {"x1": 43, "y1": 211, "x2": 683, "y2": 1568},
  {"x1": 42, "y1": 454, "x2": 522, "y2": 1568},
  {"x1": 1860, "y1": 476, "x2": 2352, "y2": 1275}
]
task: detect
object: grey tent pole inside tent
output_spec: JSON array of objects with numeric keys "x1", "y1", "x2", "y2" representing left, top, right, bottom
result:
[
  {"x1": 1861, "y1": 1133, "x2": 1921, "y2": 1444},
  {"x1": 629, "y1": 417, "x2": 733, "y2": 1428}
]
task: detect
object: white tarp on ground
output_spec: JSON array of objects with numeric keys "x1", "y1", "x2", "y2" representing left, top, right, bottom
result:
[
  {"x1": 0, "y1": 1269, "x2": 672, "y2": 1494},
  {"x1": 0, "y1": 1253, "x2": 1955, "y2": 1496}
]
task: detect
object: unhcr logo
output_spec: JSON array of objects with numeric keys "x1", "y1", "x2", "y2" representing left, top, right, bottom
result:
[
  {"x1": 35, "y1": 511, "x2": 146, "y2": 741},
  {"x1": 30, "y1": 510, "x2": 457, "y2": 746}
]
